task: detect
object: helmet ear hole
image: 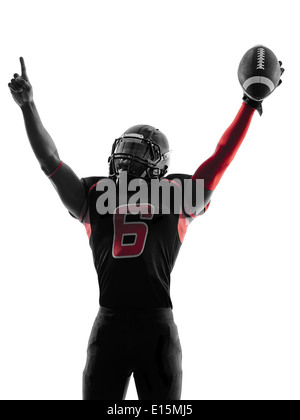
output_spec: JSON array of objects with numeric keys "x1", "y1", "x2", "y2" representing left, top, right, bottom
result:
[{"x1": 147, "y1": 166, "x2": 168, "y2": 179}]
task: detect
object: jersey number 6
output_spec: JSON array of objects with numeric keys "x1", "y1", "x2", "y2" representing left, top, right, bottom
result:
[{"x1": 112, "y1": 204, "x2": 154, "y2": 258}]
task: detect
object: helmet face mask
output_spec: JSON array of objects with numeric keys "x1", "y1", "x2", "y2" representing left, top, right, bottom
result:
[{"x1": 108, "y1": 126, "x2": 171, "y2": 180}]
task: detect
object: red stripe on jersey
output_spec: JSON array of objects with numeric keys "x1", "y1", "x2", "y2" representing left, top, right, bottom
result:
[
  {"x1": 183, "y1": 198, "x2": 197, "y2": 219},
  {"x1": 84, "y1": 222, "x2": 91, "y2": 240},
  {"x1": 89, "y1": 179, "x2": 107, "y2": 194},
  {"x1": 89, "y1": 183, "x2": 98, "y2": 193},
  {"x1": 82, "y1": 206, "x2": 91, "y2": 238},
  {"x1": 161, "y1": 178, "x2": 182, "y2": 190},
  {"x1": 48, "y1": 161, "x2": 63, "y2": 178},
  {"x1": 79, "y1": 199, "x2": 88, "y2": 223},
  {"x1": 177, "y1": 213, "x2": 189, "y2": 243},
  {"x1": 204, "y1": 202, "x2": 211, "y2": 212}
]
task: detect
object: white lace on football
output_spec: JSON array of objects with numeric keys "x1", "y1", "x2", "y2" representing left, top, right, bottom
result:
[{"x1": 256, "y1": 47, "x2": 265, "y2": 70}]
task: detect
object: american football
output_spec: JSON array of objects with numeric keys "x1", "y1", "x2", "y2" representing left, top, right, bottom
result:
[{"x1": 238, "y1": 45, "x2": 282, "y2": 101}]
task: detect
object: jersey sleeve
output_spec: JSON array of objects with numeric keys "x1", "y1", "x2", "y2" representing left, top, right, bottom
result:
[
  {"x1": 164, "y1": 173, "x2": 212, "y2": 218},
  {"x1": 68, "y1": 176, "x2": 104, "y2": 223}
]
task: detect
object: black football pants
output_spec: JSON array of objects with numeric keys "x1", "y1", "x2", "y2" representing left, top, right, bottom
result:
[{"x1": 83, "y1": 306, "x2": 182, "y2": 400}]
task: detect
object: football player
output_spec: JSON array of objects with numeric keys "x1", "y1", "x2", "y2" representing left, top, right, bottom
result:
[{"x1": 8, "y1": 57, "x2": 283, "y2": 400}]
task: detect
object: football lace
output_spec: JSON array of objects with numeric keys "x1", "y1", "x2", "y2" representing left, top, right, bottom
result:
[{"x1": 256, "y1": 47, "x2": 265, "y2": 70}]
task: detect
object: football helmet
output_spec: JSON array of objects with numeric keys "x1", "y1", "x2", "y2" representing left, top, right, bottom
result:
[{"x1": 108, "y1": 125, "x2": 171, "y2": 180}]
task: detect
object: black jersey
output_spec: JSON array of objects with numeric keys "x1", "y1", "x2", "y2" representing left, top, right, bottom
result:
[{"x1": 70, "y1": 174, "x2": 211, "y2": 309}]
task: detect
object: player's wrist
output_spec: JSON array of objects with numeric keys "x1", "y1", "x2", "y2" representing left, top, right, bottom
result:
[
  {"x1": 242, "y1": 94, "x2": 263, "y2": 116},
  {"x1": 20, "y1": 99, "x2": 35, "y2": 111}
]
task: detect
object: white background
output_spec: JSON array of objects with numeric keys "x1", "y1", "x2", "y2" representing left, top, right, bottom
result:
[{"x1": 0, "y1": 0, "x2": 299, "y2": 400}]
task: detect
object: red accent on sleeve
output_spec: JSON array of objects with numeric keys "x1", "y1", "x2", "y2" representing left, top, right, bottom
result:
[
  {"x1": 192, "y1": 103, "x2": 255, "y2": 191},
  {"x1": 47, "y1": 161, "x2": 63, "y2": 178}
]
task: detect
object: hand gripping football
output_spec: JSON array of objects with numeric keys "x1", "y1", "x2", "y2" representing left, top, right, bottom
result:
[{"x1": 238, "y1": 45, "x2": 283, "y2": 101}]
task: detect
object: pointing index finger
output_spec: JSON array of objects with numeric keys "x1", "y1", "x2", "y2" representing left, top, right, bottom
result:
[{"x1": 20, "y1": 57, "x2": 28, "y2": 80}]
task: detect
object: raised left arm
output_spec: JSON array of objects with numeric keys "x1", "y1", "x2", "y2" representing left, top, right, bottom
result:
[{"x1": 192, "y1": 101, "x2": 255, "y2": 195}]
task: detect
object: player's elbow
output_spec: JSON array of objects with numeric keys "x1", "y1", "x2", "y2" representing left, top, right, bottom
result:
[{"x1": 40, "y1": 154, "x2": 61, "y2": 176}]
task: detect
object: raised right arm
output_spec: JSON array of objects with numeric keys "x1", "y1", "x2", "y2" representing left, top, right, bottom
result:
[{"x1": 8, "y1": 57, "x2": 86, "y2": 219}]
